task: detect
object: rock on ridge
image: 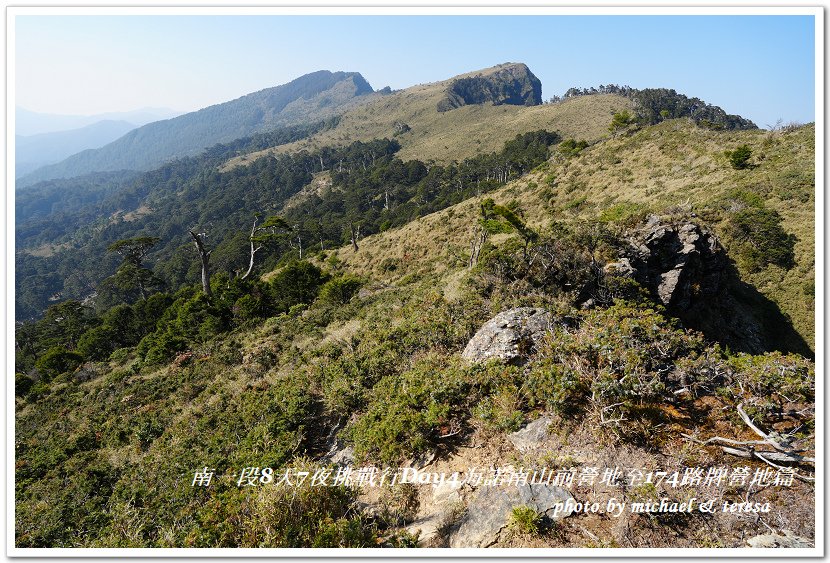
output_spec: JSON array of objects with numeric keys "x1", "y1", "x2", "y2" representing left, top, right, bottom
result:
[{"x1": 437, "y1": 63, "x2": 543, "y2": 112}]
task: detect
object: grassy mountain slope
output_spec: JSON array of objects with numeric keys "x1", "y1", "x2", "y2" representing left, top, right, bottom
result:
[
  {"x1": 18, "y1": 71, "x2": 378, "y2": 186},
  {"x1": 16, "y1": 129, "x2": 816, "y2": 543},
  {"x1": 329, "y1": 120, "x2": 814, "y2": 349},
  {"x1": 14, "y1": 67, "x2": 815, "y2": 549},
  {"x1": 222, "y1": 65, "x2": 632, "y2": 170}
]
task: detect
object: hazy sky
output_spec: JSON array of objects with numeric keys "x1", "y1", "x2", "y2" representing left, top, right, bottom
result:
[{"x1": 14, "y1": 12, "x2": 816, "y2": 128}]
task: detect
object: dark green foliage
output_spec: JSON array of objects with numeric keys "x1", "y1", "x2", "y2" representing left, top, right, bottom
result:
[
  {"x1": 564, "y1": 84, "x2": 756, "y2": 130},
  {"x1": 558, "y1": 138, "x2": 589, "y2": 157},
  {"x1": 708, "y1": 190, "x2": 797, "y2": 272},
  {"x1": 293, "y1": 131, "x2": 557, "y2": 251},
  {"x1": 104, "y1": 236, "x2": 162, "y2": 302},
  {"x1": 16, "y1": 136, "x2": 395, "y2": 320},
  {"x1": 15, "y1": 373, "x2": 34, "y2": 396},
  {"x1": 526, "y1": 302, "x2": 707, "y2": 441},
  {"x1": 16, "y1": 128, "x2": 556, "y2": 321},
  {"x1": 76, "y1": 325, "x2": 118, "y2": 361},
  {"x1": 726, "y1": 144, "x2": 753, "y2": 169},
  {"x1": 727, "y1": 207, "x2": 796, "y2": 271},
  {"x1": 15, "y1": 170, "x2": 140, "y2": 222},
  {"x1": 35, "y1": 346, "x2": 84, "y2": 380},
  {"x1": 319, "y1": 275, "x2": 363, "y2": 305},
  {"x1": 270, "y1": 261, "x2": 328, "y2": 313},
  {"x1": 609, "y1": 110, "x2": 636, "y2": 132},
  {"x1": 474, "y1": 220, "x2": 623, "y2": 307}
]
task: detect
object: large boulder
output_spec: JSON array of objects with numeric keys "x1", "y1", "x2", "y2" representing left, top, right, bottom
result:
[
  {"x1": 462, "y1": 308, "x2": 552, "y2": 364},
  {"x1": 449, "y1": 484, "x2": 574, "y2": 548}
]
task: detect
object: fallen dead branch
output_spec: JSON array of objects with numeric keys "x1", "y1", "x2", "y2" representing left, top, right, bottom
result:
[{"x1": 681, "y1": 402, "x2": 814, "y2": 482}]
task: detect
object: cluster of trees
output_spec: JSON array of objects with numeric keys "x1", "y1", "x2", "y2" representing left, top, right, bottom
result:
[
  {"x1": 550, "y1": 84, "x2": 757, "y2": 130},
  {"x1": 283, "y1": 130, "x2": 559, "y2": 247},
  {"x1": 16, "y1": 126, "x2": 561, "y2": 389},
  {"x1": 15, "y1": 258, "x2": 353, "y2": 391},
  {"x1": 14, "y1": 127, "x2": 393, "y2": 319},
  {"x1": 17, "y1": 130, "x2": 559, "y2": 321}
]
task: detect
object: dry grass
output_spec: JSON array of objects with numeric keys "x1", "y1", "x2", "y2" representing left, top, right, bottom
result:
[
  {"x1": 325, "y1": 119, "x2": 814, "y2": 348},
  {"x1": 221, "y1": 65, "x2": 632, "y2": 171}
]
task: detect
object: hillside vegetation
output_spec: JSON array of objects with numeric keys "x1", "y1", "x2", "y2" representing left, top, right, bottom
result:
[
  {"x1": 331, "y1": 119, "x2": 814, "y2": 350},
  {"x1": 15, "y1": 64, "x2": 815, "y2": 549}
]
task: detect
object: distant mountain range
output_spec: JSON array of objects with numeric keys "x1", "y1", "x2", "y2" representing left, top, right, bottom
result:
[
  {"x1": 17, "y1": 71, "x2": 377, "y2": 187},
  {"x1": 16, "y1": 120, "x2": 138, "y2": 178},
  {"x1": 15, "y1": 107, "x2": 181, "y2": 136}
]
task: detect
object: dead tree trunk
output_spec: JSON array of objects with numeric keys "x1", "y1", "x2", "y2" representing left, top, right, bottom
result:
[
  {"x1": 468, "y1": 226, "x2": 488, "y2": 269},
  {"x1": 349, "y1": 223, "x2": 359, "y2": 252},
  {"x1": 241, "y1": 217, "x2": 263, "y2": 280},
  {"x1": 189, "y1": 231, "x2": 213, "y2": 298}
]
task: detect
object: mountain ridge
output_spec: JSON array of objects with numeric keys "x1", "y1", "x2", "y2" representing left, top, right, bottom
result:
[
  {"x1": 16, "y1": 120, "x2": 138, "y2": 178},
  {"x1": 17, "y1": 71, "x2": 377, "y2": 187}
]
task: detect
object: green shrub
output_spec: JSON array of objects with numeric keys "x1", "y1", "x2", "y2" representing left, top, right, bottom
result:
[
  {"x1": 232, "y1": 294, "x2": 264, "y2": 322},
  {"x1": 528, "y1": 302, "x2": 707, "y2": 441},
  {"x1": 15, "y1": 372, "x2": 34, "y2": 397},
  {"x1": 609, "y1": 110, "x2": 636, "y2": 132},
  {"x1": 725, "y1": 351, "x2": 814, "y2": 407},
  {"x1": 319, "y1": 276, "x2": 362, "y2": 305},
  {"x1": 598, "y1": 202, "x2": 649, "y2": 227},
  {"x1": 509, "y1": 505, "x2": 542, "y2": 535},
  {"x1": 558, "y1": 138, "x2": 589, "y2": 157},
  {"x1": 348, "y1": 355, "x2": 471, "y2": 463},
  {"x1": 137, "y1": 331, "x2": 188, "y2": 366},
  {"x1": 726, "y1": 144, "x2": 752, "y2": 169},
  {"x1": 270, "y1": 260, "x2": 327, "y2": 312},
  {"x1": 724, "y1": 206, "x2": 796, "y2": 272},
  {"x1": 472, "y1": 383, "x2": 525, "y2": 432},
  {"x1": 35, "y1": 346, "x2": 84, "y2": 381},
  {"x1": 77, "y1": 325, "x2": 118, "y2": 361}
]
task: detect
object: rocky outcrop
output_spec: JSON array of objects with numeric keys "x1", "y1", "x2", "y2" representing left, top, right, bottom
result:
[
  {"x1": 449, "y1": 484, "x2": 574, "y2": 547},
  {"x1": 626, "y1": 215, "x2": 727, "y2": 311},
  {"x1": 462, "y1": 308, "x2": 552, "y2": 364},
  {"x1": 746, "y1": 531, "x2": 813, "y2": 548},
  {"x1": 437, "y1": 63, "x2": 542, "y2": 112},
  {"x1": 615, "y1": 215, "x2": 811, "y2": 356}
]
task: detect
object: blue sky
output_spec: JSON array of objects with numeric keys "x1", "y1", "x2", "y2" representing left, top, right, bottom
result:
[{"x1": 14, "y1": 13, "x2": 816, "y2": 128}]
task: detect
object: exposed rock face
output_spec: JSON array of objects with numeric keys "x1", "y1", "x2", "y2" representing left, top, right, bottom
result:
[
  {"x1": 746, "y1": 531, "x2": 813, "y2": 548},
  {"x1": 437, "y1": 63, "x2": 542, "y2": 112},
  {"x1": 462, "y1": 307, "x2": 552, "y2": 364},
  {"x1": 627, "y1": 216, "x2": 727, "y2": 311},
  {"x1": 449, "y1": 484, "x2": 574, "y2": 547},
  {"x1": 618, "y1": 215, "x2": 811, "y2": 356}
]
